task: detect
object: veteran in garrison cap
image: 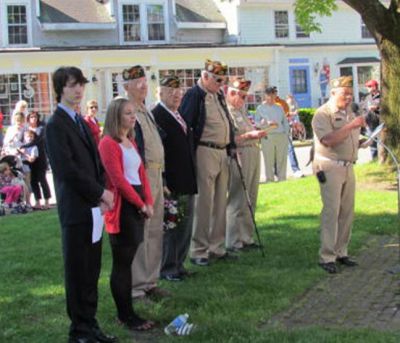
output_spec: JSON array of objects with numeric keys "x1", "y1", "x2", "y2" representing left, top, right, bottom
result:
[
  {"x1": 312, "y1": 76, "x2": 367, "y2": 274},
  {"x1": 225, "y1": 77, "x2": 266, "y2": 252},
  {"x1": 122, "y1": 65, "x2": 170, "y2": 300},
  {"x1": 152, "y1": 75, "x2": 197, "y2": 281},
  {"x1": 179, "y1": 59, "x2": 238, "y2": 266}
]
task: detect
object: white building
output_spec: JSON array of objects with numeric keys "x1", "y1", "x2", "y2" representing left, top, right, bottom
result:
[{"x1": 0, "y1": 0, "x2": 380, "y2": 123}]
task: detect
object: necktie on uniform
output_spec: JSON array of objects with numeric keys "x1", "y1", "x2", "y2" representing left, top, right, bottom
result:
[{"x1": 174, "y1": 111, "x2": 187, "y2": 134}]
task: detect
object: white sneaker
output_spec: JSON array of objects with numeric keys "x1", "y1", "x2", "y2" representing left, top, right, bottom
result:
[{"x1": 293, "y1": 170, "x2": 304, "y2": 178}]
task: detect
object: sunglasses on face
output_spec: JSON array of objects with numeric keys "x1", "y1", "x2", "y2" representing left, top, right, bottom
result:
[{"x1": 209, "y1": 73, "x2": 226, "y2": 84}]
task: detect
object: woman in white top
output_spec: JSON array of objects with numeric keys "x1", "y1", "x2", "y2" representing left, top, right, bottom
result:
[{"x1": 98, "y1": 97, "x2": 155, "y2": 331}]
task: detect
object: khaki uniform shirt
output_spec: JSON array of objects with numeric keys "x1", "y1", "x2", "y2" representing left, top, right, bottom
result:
[
  {"x1": 136, "y1": 106, "x2": 165, "y2": 169},
  {"x1": 198, "y1": 81, "x2": 230, "y2": 145},
  {"x1": 312, "y1": 101, "x2": 360, "y2": 162},
  {"x1": 228, "y1": 105, "x2": 256, "y2": 147}
]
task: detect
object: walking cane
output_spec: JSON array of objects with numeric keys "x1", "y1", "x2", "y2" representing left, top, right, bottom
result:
[{"x1": 232, "y1": 151, "x2": 265, "y2": 257}]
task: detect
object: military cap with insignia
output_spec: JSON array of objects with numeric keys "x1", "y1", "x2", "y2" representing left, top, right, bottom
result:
[
  {"x1": 205, "y1": 59, "x2": 228, "y2": 76},
  {"x1": 330, "y1": 76, "x2": 353, "y2": 88},
  {"x1": 159, "y1": 75, "x2": 181, "y2": 88},
  {"x1": 229, "y1": 77, "x2": 251, "y2": 93},
  {"x1": 122, "y1": 65, "x2": 146, "y2": 81}
]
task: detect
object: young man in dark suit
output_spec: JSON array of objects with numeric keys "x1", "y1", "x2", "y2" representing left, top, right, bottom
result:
[
  {"x1": 153, "y1": 75, "x2": 197, "y2": 281},
  {"x1": 46, "y1": 66, "x2": 117, "y2": 343}
]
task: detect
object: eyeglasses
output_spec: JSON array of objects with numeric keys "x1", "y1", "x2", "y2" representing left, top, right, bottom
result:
[
  {"x1": 209, "y1": 73, "x2": 226, "y2": 84},
  {"x1": 89, "y1": 106, "x2": 98, "y2": 109}
]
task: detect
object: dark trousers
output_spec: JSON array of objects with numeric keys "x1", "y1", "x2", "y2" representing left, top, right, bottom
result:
[
  {"x1": 109, "y1": 192, "x2": 144, "y2": 321},
  {"x1": 160, "y1": 194, "x2": 194, "y2": 276},
  {"x1": 62, "y1": 223, "x2": 102, "y2": 338},
  {"x1": 288, "y1": 137, "x2": 300, "y2": 173},
  {"x1": 30, "y1": 165, "x2": 51, "y2": 200}
]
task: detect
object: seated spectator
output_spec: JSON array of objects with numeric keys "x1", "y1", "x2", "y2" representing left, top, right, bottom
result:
[{"x1": 0, "y1": 162, "x2": 26, "y2": 214}]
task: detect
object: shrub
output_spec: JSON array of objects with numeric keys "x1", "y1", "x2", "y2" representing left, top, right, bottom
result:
[{"x1": 298, "y1": 108, "x2": 315, "y2": 139}]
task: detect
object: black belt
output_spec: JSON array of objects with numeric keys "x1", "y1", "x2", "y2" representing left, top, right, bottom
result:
[{"x1": 198, "y1": 141, "x2": 228, "y2": 150}]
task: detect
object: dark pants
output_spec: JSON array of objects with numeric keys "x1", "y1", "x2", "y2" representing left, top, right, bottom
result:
[
  {"x1": 62, "y1": 223, "x2": 102, "y2": 338},
  {"x1": 30, "y1": 165, "x2": 51, "y2": 200},
  {"x1": 160, "y1": 194, "x2": 194, "y2": 277},
  {"x1": 109, "y1": 188, "x2": 144, "y2": 321},
  {"x1": 288, "y1": 137, "x2": 300, "y2": 173}
]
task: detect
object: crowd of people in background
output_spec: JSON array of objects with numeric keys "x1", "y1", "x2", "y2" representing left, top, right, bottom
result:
[{"x1": 0, "y1": 60, "x2": 380, "y2": 341}]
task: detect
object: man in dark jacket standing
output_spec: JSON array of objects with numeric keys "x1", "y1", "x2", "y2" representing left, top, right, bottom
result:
[
  {"x1": 179, "y1": 59, "x2": 237, "y2": 266},
  {"x1": 153, "y1": 75, "x2": 197, "y2": 281},
  {"x1": 46, "y1": 66, "x2": 116, "y2": 343}
]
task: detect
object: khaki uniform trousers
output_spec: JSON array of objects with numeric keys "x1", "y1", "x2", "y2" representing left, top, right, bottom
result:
[
  {"x1": 191, "y1": 146, "x2": 229, "y2": 259},
  {"x1": 131, "y1": 167, "x2": 164, "y2": 297},
  {"x1": 316, "y1": 160, "x2": 355, "y2": 263},
  {"x1": 226, "y1": 145, "x2": 260, "y2": 248},
  {"x1": 261, "y1": 133, "x2": 288, "y2": 182}
]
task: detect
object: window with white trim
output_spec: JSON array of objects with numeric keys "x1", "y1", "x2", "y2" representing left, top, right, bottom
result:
[
  {"x1": 7, "y1": 4, "x2": 28, "y2": 45},
  {"x1": 274, "y1": 11, "x2": 289, "y2": 38},
  {"x1": 361, "y1": 20, "x2": 373, "y2": 39},
  {"x1": 295, "y1": 21, "x2": 309, "y2": 38},
  {"x1": 121, "y1": 1, "x2": 166, "y2": 43}
]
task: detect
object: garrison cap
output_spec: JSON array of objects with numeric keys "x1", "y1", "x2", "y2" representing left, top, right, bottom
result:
[
  {"x1": 159, "y1": 75, "x2": 181, "y2": 88},
  {"x1": 122, "y1": 65, "x2": 145, "y2": 81},
  {"x1": 205, "y1": 59, "x2": 228, "y2": 76},
  {"x1": 330, "y1": 76, "x2": 353, "y2": 88},
  {"x1": 229, "y1": 77, "x2": 251, "y2": 93}
]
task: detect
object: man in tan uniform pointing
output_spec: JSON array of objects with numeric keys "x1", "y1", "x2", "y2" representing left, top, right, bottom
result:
[{"x1": 312, "y1": 76, "x2": 366, "y2": 274}]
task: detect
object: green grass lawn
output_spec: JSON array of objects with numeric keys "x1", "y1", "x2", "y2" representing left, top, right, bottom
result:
[{"x1": 0, "y1": 163, "x2": 398, "y2": 343}]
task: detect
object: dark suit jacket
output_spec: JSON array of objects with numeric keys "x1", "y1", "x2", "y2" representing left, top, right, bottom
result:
[
  {"x1": 153, "y1": 103, "x2": 197, "y2": 195},
  {"x1": 45, "y1": 106, "x2": 104, "y2": 227}
]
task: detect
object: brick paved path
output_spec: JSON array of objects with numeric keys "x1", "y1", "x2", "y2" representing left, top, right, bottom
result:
[{"x1": 265, "y1": 235, "x2": 400, "y2": 331}]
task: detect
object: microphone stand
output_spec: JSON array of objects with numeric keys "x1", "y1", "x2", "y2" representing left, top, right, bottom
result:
[{"x1": 372, "y1": 136, "x2": 400, "y2": 274}]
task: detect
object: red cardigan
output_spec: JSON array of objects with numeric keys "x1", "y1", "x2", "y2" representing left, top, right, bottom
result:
[
  {"x1": 84, "y1": 115, "x2": 101, "y2": 145},
  {"x1": 99, "y1": 135, "x2": 153, "y2": 234}
]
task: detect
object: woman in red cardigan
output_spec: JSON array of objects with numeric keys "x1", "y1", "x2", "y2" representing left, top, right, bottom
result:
[
  {"x1": 84, "y1": 99, "x2": 102, "y2": 145},
  {"x1": 99, "y1": 97, "x2": 155, "y2": 331}
]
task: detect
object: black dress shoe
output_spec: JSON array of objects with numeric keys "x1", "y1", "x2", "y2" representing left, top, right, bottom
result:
[
  {"x1": 209, "y1": 251, "x2": 239, "y2": 261},
  {"x1": 190, "y1": 257, "x2": 209, "y2": 266},
  {"x1": 91, "y1": 327, "x2": 118, "y2": 343},
  {"x1": 337, "y1": 256, "x2": 358, "y2": 267},
  {"x1": 68, "y1": 337, "x2": 99, "y2": 343},
  {"x1": 226, "y1": 246, "x2": 242, "y2": 253},
  {"x1": 161, "y1": 273, "x2": 183, "y2": 281},
  {"x1": 318, "y1": 262, "x2": 338, "y2": 274},
  {"x1": 243, "y1": 242, "x2": 262, "y2": 250}
]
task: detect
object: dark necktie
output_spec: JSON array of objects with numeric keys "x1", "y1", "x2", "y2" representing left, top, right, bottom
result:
[{"x1": 74, "y1": 114, "x2": 86, "y2": 136}]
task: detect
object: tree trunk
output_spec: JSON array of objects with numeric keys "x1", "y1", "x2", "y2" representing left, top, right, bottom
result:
[{"x1": 378, "y1": 38, "x2": 400, "y2": 163}]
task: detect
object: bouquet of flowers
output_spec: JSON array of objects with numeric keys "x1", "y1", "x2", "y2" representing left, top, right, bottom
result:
[{"x1": 163, "y1": 197, "x2": 183, "y2": 231}]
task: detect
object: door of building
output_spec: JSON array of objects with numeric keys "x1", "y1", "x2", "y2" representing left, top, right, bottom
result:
[{"x1": 289, "y1": 65, "x2": 311, "y2": 108}]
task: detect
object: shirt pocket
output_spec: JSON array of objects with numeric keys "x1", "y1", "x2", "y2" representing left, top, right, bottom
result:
[{"x1": 332, "y1": 116, "x2": 346, "y2": 130}]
